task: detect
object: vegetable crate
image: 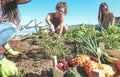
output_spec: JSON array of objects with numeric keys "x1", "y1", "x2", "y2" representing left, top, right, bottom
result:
[
  {"x1": 105, "y1": 50, "x2": 120, "y2": 58},
  {"x1": 51, "y1": 56, "x2": 65, "y2": 77},
  {"x1": 51, "y1": 56, "x2": 106, "y2": 77},
  {"x1": 52, "y1": 68, "x2": 65, "y2": 77},
  {"x1": 99, "y1": 42, "x2": 120, "y2": 58}
]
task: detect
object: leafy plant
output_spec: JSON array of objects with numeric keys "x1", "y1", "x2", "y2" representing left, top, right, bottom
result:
[
  {"x1": 78, "y1": 34, "x2": 103, "y2": 63},
  {"x1": 33, "y1": 61, "x2": 41, "y2": 67},
  {"x1": 17, "y1": 67, "x2": 28, "y2": 77},
  {"x1": 100, "y1": 26, "x2": 120, "y2": 50},
  {"x1": 65, "y1": 25, "x2": 120, "y2": 50},
  {"x1": 37, "y1": 27, "x2": 72, "y2": 60}
]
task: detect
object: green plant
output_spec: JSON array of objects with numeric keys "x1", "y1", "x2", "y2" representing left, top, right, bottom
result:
[
  {"x1": 65, "y1": 25, "x2": 120, "y2": 50},
  {"x1": 17, "y1": 67, "x2": 28, "y2": 77},
  {"x1": 37, "y1": 27, "x2": 72, "y2": 60},
  {"x1": 99, "y1": 26, "x2": 120, "y2": 50},
  {"x1": 33, "y1": 61, "x2": 41, "y2": 67},
  {"x1": 78, "y1": 34, "x2": 103, "y2": 63}
]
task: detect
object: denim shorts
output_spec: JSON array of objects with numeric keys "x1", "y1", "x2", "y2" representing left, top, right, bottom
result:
[{"x1": 0, "y1": 22, "x2": 18, "y2": 46}]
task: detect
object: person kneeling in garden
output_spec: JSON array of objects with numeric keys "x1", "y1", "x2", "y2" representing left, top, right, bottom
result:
[
  {"x1": 98, "y1": 2, "x2": 115, "y2": 30},
  {"x1": 0, "y1": 0, "x2": 30, "y2": 77},
  {"x1": 45, "y1": 2, "x2": 68, "y2": 37}
]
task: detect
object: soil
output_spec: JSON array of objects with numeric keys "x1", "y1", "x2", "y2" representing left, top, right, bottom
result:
[
  {"x1": 0, "y1": 39, "x2": 76, "y2": 77},
  {"x1": 0, "y1": 40, "x2": 54, "y2": 77}
]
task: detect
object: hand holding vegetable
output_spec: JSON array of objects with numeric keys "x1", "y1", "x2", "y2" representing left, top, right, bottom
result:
[{"x1": 0, "y1": 57, "x2": 18, "y2": 77}]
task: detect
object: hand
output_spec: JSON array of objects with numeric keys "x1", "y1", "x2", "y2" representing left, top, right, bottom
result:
[
  {"x1": 49, "y1": 25, "x2": 55, "y2": 32},
  {"x1": 52, "y1": 33, "x2": 61, "y2": 39},
  {"x1": 100, "y1": 27, "x2": 104, "y2": 30},
  {"x1": 0, "y1": 57, "x2": 18, "y2": 77},
  {"x1": 58, "y1": 35, "x2": 60, "y2": 38}
]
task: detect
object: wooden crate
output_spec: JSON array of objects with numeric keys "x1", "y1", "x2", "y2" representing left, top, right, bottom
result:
[
  {"x1": 99, "y1": 42, "x2": 120, "y2": 58},
  {"x1": 91, "y1": 70, "x2": 105, "y2": 77},
  {"x1": 51, "y1": 56, "x2": 65, "y2": 77},
  {"x1": 51, "y1": 56, "x2": 106, "y2": 77},
  {"x1": 52, "y1": 68, "x2": 65, "y2": 77},
  {"x1": 105, "y1": 50, "x2": 120, "y2": 58}
]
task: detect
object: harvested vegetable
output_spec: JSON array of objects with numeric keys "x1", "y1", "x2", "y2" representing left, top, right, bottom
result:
[
  {"x1": 56, "y1": 60, "x2": 69, "y2": 72},
  {"x1": 83, "y1": 60, "x2": 99, "y2": 77},
  {"x1": 67, "y1": 56, "x2": 75, "y2": 67},
  {"x1": 117, "y1": 59, "x2": 120, "y2": 71},
  {"x1": 99, "y1": 64, "x2": 115, "y2": 77},
  {"x1": 74, "y1": 55, "x2": 90, "y2": 67}
]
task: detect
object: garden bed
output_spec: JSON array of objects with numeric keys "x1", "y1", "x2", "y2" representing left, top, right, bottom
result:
[{"x1": 0, "y1": 40, "x2": 53, "y2": 77}]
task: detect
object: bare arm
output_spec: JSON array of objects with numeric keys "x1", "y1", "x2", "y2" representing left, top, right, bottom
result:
[
  {"x1": 98, "y1": 18, "x2": 103, "y2": 29},
  {"x1": 45, "y1": 13, "x2": 54, "y2": 27},
  {"x1": 45, "y1": 13, "x2": 55, "y2": 32},
  {"x1": 58, "y1": 16, "x2": 64, "y2": 35},
  {"x1": 98, "y1": 19, "x2": 101, "y2": 27},
  {"x1": 110, "y1": 13, "x2": 115, "y2": 26}
]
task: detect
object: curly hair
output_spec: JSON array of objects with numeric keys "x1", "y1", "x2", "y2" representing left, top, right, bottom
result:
[
  {"x1": 1, "y1": 0, "x2": 20, "y2": 25},
  {"x1": 56, "y1": 2, "x2": 68, "y2": 15}
]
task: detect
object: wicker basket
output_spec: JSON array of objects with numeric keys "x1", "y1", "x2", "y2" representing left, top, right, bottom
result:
[{"x1": 17, "y1": 0, "x2": 31, "y2": 4}]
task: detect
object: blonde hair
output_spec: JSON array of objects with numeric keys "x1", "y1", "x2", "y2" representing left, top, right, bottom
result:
[{"x1": 56, "y1": 2, "x2": 68, "y2": 15}]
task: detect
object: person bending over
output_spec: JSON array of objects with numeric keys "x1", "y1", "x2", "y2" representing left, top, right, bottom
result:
[{"x1": 46, "y1": 2, "x2": 68, "y2": 36}]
